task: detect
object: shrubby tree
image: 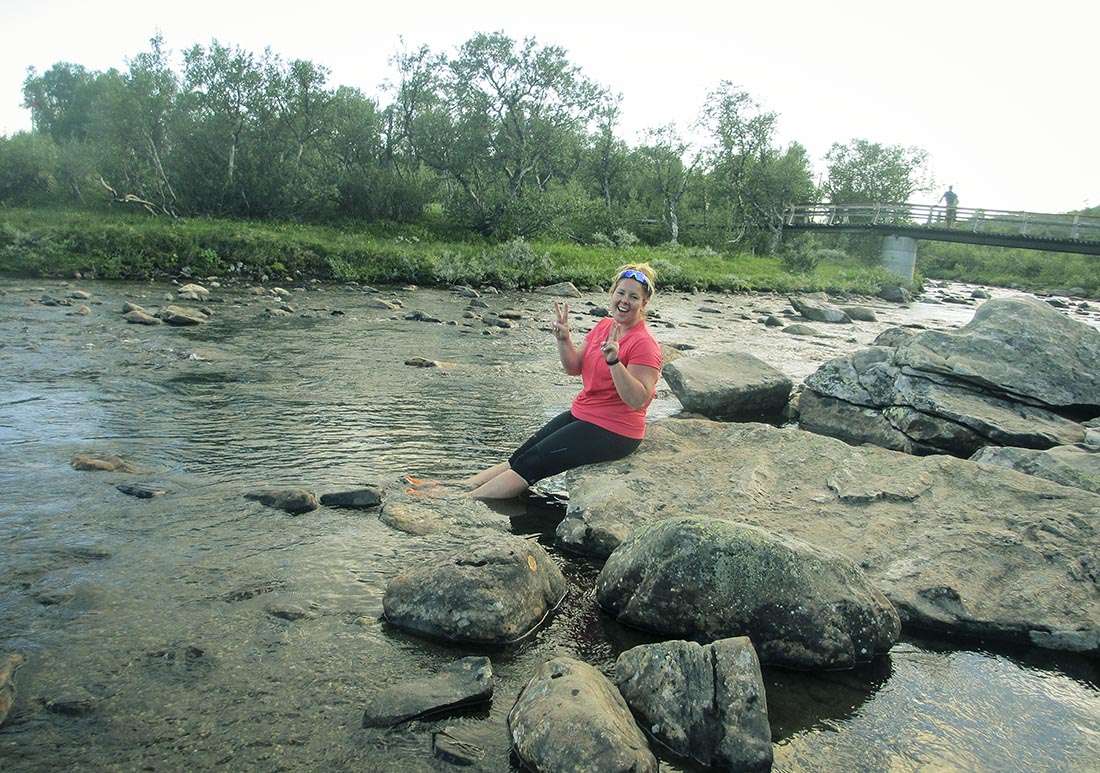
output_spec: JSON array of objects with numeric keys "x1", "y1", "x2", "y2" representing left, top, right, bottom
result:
[{"x1": 824, "y1": 139, "x2": 932, "y2": 204}]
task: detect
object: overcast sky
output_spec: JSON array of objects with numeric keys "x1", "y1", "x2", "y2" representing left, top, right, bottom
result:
[{"x1": 3, "y1": 0, "x2": 1096, "y2": 213}]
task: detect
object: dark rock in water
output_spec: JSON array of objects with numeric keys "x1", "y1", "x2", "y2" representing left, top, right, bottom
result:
[
  {"x1": 404, "y1": 310, "x2": 443, "y2": 323},
  {"x1": 1045, "y1": 297, "x2": 1068, "y2": 308},
  {"x1": 663, "y1": 351, "x2": 792, "y2": 422},
  {"x1": 71, "y1": 453, "x2": 137, "y2": 473},
  {"x1": 614, "y1": 637, "x2": 772, "y2": 771},
  {"x1": 404, "y1": 357, "x2": 439, "y2": 368},
  {"x1": 970, "y1": 444, "x2": 1100, "y2": 495},
  {"x1": 433, "y1": 727, "x2": 485, "y2": 766},
  {"x1": 971, "y1": 289, "x2": 991, "y2": 299},
  {"x1": 244, "y1": 488, "x2": 319, "y2": 514},
  {"x1": 452, "y1": 285, "x2": 480, "y2": 299},
  {"x1": 467, "y1": 298, "x2": 490, "y2": 309},
  {"x1": 508, "y1": 657, "x2": 656, "y2": 773},
  {"x1": 69, "y1": 290, "x2": 91, "y2": 300},
  {"x1": 1, "y1": 653, "x2": 26, "y2": 727},
  {"x1": 764, "y1": 315, "x2": 784, "y2": 327},
  {"x1": 265, "y1": 603, "x2": 313, "y2": 621},
  {"x1": 320, "y1": 487, "x2": 382, "y2": 508},
  {"x1": 589, "y1": 307, "x2": 609, "y2": 317},
  {"x1": 482, "y1": 315, "x2": 514, "y2": 329},
  {"x1": 45, "y1": 687, "x2": 98, "y2": 717},
  {"x1": 383, "y1": 532, "x2": 566, "y2": 644},
  {"x1": 116, "y1": 483, "x2": 166, "y2": 499},
  {"x1": 790, "y1": 293, "x2": 852, "y2": 323},
  {"x1": 597, "y1": 515, "x2": 900, "y2": 669},
  {"x1": 362, "y1": 656, "x2": 494, "y2": 727},
  {"x1": 39, "y1": 294, "x2": 71, "y2": 307},
  {"x1": 840, "y1": 305, "x2": 877, "y2": 322}
]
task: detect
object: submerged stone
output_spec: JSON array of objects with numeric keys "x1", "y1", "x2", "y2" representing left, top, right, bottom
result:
[{"x1": 362, "y1": 656, "x2": 493, "y2": 727}]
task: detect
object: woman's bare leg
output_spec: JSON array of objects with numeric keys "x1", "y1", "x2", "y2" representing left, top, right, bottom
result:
[
  {"x1": 460, "y1": 461, "x2": 512, "y2": 490},
  {"x1": 468, "y1": 469, "x2": 529, "y2": 500}
]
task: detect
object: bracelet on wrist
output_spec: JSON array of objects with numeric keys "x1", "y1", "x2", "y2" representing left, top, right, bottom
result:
[{"x1": 607, "y1": 356, "x2": 619, "y2": 366}]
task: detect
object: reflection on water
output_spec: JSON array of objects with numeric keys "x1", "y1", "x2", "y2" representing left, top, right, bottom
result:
[{"x1": 1, "y1": 279, "x2": 1097, "y2": 771}]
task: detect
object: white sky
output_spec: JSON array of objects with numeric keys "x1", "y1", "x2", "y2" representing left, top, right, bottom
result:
[{"x1": 2, "y1": 0, "x2": 1097, "y2": 213}]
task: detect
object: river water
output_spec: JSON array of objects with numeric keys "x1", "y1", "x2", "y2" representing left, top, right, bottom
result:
[{"x1": 1, "y1": 278, "x2": 1097, "y2": 771}]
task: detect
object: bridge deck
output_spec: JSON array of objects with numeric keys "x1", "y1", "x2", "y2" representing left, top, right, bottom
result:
[{"x1": 780, "y1": 203, "x2": 1100, "y2": 255}]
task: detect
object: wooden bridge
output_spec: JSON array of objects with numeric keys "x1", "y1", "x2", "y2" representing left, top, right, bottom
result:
[{"x1": 779, "y1": 202, "x2": 1100, "y2": 255}]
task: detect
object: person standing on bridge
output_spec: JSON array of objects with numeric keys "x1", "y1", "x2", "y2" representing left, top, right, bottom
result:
[{"x1": 939, "y1": 185, "x2": 959, "y2": 226}]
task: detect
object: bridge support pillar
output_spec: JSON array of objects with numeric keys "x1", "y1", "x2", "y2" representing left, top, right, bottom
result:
[{"x1": 881, "y1": 235, "x2": 917, "y2": 280}]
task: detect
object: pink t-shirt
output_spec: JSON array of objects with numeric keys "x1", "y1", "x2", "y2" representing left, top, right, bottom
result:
[{"x1": 571, "y1": 317, "x2": 662, "y2": 439}]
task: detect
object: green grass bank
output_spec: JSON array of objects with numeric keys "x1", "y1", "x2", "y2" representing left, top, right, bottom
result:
[{"x1": 0, "y1": 208, "x2": 911, "y2": 296}]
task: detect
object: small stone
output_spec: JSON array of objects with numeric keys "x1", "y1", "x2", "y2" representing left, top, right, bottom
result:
[
  {"x1": 244, "y1": 488, "x2": 319, "y2": 514},
  {"x1": 782, "y1": 324, "x2": 824, "y2": 337},
  {"x1": 320, "y1": 487, "x2": 382, "y2": 508},
  {"x1": 69, "y1": 290, "x2": 90, "y2": 300},
  {"x1": 266, "y1": 603, "x2": 313, "y2": 621},
  {"x1": 116, "y1": 483, "x2": 166, "y2": 499},
  {"x1": 124, "y1": 310, "x2": 161, "y2": 325},
  {"x1": 405, "y1": 357, "x2": 439, "y2": 368}
]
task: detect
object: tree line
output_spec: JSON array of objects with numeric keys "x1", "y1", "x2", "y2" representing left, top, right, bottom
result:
[{"x1": 0, "y1": 32, "x2": 934, "y2": 251}]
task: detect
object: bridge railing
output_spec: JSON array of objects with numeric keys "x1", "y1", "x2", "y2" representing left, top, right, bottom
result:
[{"x1": 780, "y1": 202, "x2": 1100, "y2": 241}]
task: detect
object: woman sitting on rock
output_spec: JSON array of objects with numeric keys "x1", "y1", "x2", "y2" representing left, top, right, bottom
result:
[{"x1": 412, "y1": 263, "x2": 663, "y2": 500}]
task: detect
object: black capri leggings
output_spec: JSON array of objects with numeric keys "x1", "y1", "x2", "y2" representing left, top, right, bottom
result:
[{"x1": 508, "y1": 411, "x2": 641, "y2": 485}]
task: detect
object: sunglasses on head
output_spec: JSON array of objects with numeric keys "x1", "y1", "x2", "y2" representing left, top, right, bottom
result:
[{"x1": 619, "y1": 269, "x2": 649, "y2": 288}]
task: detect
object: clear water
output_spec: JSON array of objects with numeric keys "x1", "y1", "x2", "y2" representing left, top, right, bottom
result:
[{"x1": 1, "y1": 279, "x2": 1096, "y2": 771}]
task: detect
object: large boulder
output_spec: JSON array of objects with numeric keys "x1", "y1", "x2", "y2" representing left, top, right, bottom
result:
[
  {"x1": 614, "y1": 638, "x2": 772, "y2": 771},
  {"x1": 789, "y1": 293, "x2": 852, "y2": 323},
  {"x1": 597, "y1": 516, "x2": 900, "y2": 669},
  {"x1": 801, "y1": 348, "x2": 1086, "y2": 457},
  {"x1": 534, "y1": 281, "x2": 582, "y2": 298},
  {"x1": 970, "y1": 444, "x2": 1100, "y2": 495},
  {"x1": 662, "y1": 351, "x2": 792, "y2": 422},
  {"x1": 892, "y1": 295, "x2": 1100, "y2": 408},
  {"x1": 382, "y1": 532, "x2": 566, "y2": 644},
  {"x1": 508, "y1": 657, "x2": 656, "y2": 773},
  {"x1": 362, "y1": 657, "x2": 493, "y2": 727},
  {"x1": 557, "y1": 419, "x2": 1100, "y2": 655}
]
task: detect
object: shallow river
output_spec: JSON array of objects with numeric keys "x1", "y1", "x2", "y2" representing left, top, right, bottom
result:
[{"x1": 1, "y1": 277, "x2": 1097, "y2": 771}]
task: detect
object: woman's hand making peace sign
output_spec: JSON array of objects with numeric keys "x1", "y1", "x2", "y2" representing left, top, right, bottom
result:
[
  {"x1": 601, "y1": 322, "x2": 622, "y2": 364},
  {"x1": 551, "y1": 301, "x2": 571, "y2": 341}
]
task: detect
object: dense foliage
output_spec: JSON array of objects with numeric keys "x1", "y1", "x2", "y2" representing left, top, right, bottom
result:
[{"x1": 1, "y1": 32, "x2": 929, "y2": 253}]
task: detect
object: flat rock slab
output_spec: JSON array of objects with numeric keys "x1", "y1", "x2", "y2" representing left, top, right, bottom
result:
[
  {"x1": 615, "y1": 637, "x2": 772, "y2": 771},
  {"x1": 663, "y1": 351, "x2": 792, "y2": 422},
  {"x1": 383, "y1": 532, "x2": 566, "y2": 644},
  {"x1": 508, "y1": 657, "x2": 656, "y2": 773},
  {"x1": 597, "y1": 516, "x2": 900, "y2": 669},
  {"x1": 71, "y1": 453, "x2": 137, "y2": 473},
  {"x1": 970, "y1": 444, "x2": 1100, "y2": 495},
  {"x1": 558, "y1": 419, "x2": 1100, "y2": 655},
  {"x1": 244, "y1": 488, "x2": 319, "y2": 514},
  {"x1": 362, "y1": 656, "x2": 493, "y2": 727},
  {"x1": 320, "y1": 487, "x2": 382, "y2": 508}
]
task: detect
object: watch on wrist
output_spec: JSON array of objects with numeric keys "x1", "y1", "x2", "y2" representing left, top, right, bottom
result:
[{"x1": 607, "y1": 356, "x2": 620, "y2": 366}]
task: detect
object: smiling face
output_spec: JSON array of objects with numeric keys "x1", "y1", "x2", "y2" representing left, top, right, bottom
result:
[{"x1": 609, "y1": 277, "x2": 649, "y2": 327}]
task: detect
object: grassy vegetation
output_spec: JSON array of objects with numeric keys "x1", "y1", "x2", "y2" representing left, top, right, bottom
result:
[
  {"x1": 0, "y1": 207, "x2": 907, "y2": 295},
  {"x1": 919, "y1": 241, "x2": 1099, "y2": 297}
]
